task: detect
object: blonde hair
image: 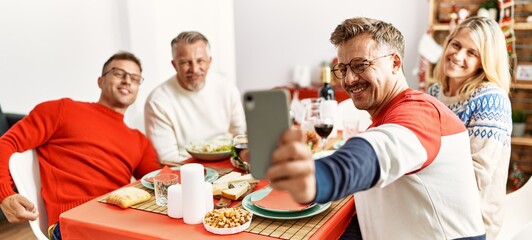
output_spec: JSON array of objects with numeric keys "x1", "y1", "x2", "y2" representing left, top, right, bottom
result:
[{"x1": 433, "y1": 16, "x2": 510, "y2": 99}]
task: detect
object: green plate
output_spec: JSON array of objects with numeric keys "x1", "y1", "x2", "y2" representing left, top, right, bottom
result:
[
  {"x1": 249, "y1": 187, "x2": 317, "y2": 213},
  {"x1": 242, "y1": 188, "x2": 331, "y2": 219},
  {"x1": 140, "y1": 166, "x2": 219, "y2": 189}
]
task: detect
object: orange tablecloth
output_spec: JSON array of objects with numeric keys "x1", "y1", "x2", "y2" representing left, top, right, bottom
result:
[{"x1": 59, "y1": 159, "x2": 355, "y2": 239}]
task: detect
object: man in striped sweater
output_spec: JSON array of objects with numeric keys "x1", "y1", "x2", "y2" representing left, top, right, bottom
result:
[{"x1": 266, "y1": 17, "x2": 486, "y2": 239}]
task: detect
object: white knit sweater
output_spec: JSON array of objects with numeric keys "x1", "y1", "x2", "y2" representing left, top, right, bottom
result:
[{"x1": 144, "y1": 74, "x2": 246, "y2": 162}]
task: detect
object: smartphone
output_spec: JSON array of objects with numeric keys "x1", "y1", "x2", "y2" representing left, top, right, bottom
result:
[{"x1": 243, "y1": 89, "x2": 291, "y2": 179}]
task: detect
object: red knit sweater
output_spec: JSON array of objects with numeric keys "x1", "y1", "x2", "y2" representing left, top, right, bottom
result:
[{"x1": 0, "y1": 98, "x2": 161, "y2": 225}]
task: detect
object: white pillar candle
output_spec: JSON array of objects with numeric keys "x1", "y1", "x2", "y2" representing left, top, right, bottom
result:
[
  {"x1": 204, "y1": 182, "x2": 214, "y2": 212},
  {"x1": 167, "y1": 184, "x2": 182, "y2": 218},
  {"x1": 181, "y1": 163, "x2": 206, "y2": 224}
]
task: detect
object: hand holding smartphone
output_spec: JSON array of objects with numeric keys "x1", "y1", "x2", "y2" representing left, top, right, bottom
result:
[{"x1": 243, "y1": 89, "x2": 291, "y2": 179}]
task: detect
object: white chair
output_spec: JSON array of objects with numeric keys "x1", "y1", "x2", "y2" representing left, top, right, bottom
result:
[
  {"x1": 334, "y1": 99, "x2": 372, "y2": 138},
  {"x1": 497, "y1": 178, "x2": 532, "y2": 240},
  {"x1": 8, "y1": 149, "x2": 49, "y2": 240}
]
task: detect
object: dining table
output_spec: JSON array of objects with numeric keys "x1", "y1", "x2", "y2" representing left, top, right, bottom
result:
[{"x1": 59, "y1": 154, "x2": 355, "y2": 240}]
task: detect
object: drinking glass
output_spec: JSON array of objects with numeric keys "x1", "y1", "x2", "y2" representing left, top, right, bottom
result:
[
  {"x1": 314, "y1": 115, "x2": 334, "y2": 149},
  {"x1": 154, "y1": 173, "x2": 179, "y2": 206},
  {"x1": 231, "y1": 134, "x2": 249, "y2": 171}
]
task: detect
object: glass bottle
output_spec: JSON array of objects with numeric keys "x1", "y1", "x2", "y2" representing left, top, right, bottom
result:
[{"x1": 318, "y1": 64, "x2": 334, "y2": 101}]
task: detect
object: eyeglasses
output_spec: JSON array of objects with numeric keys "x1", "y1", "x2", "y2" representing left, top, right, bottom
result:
[
  {"x1": 331, "y1": 53, "x2": 394, "y2": 79},
  {"x1": 102, "y1": 67, "x2": 144, "y2": 85}
]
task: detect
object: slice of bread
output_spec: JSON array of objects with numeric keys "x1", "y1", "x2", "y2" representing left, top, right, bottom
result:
[{"x1": 106, "y1": 187, "x2": 151, "y2": 208}]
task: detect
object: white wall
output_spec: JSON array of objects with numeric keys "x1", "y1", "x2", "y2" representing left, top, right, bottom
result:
[
  {"x1": 234, "y1": 0, "x2": 429, "y2": 94},
  {"x1": 0, "y1": 0, "x2": 126, "y2": 112},
  {"x1": 0, "y1": 0, "x2": 430, "y2": 130},
  {"x1": 124, "y1": 0, "x2": 236, "y2": 131},
  {"x1": 0, "y1": 0, "x2": 236, "y2": 132}
]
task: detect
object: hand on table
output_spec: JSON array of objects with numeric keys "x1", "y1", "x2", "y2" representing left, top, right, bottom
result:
[
  {"x1": 0, "y1": 193, "x2": 39, "y2": 223},
  {"x1": 267, "y1": 127, "x2": 316, "y2": 204}
]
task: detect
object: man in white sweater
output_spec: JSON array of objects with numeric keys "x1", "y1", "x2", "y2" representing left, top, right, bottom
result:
[{"x1": 144, "y1": 31, "x2": 246, "y2": 162}]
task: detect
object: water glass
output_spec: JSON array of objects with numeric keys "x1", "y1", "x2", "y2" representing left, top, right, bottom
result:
[{"x1": 154, "y1": 173, "x2": 179, "y2": 206}]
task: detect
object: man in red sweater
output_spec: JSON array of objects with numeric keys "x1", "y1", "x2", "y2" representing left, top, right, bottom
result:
[{"x1": 0, "y1": 51, "x2": 161, "y2": 239}]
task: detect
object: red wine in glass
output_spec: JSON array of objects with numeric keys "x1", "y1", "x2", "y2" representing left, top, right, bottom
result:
[
  {"x1": 234, "y1": 143, "x2": 248, "y2": 158},
  {"x1": 314, "y1": 123, "x2": 334, "y2": 138}
]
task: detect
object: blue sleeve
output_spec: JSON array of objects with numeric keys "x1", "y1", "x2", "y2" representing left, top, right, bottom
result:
[{"x1": 313, "y1": 137, "x2": 380, "y2": 203}]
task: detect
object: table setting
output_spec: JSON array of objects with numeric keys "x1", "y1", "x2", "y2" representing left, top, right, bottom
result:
[{"x1": 61, "y1": 134, "x2": 355, "y2": 239}]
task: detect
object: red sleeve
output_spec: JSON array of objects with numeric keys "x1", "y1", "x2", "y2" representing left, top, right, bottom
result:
[
  {"x1": 132, "y1": 133, "x2": 162, "y2": 179},
  {"x1": 0, "y1": 100, "x2": 63, "y2": 201}
]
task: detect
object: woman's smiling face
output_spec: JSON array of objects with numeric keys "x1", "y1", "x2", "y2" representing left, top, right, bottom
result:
[{"x1": 443, "y1": 28, "x2": 482, "y2": 87}]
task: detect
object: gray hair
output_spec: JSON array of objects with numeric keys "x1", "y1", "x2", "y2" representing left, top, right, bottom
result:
[
  {"x1": 171, "y1": 31, "x2": 210, "y2": 58},
  {"x1": 330, "y1": 17, "x2": 405, "y2": 58}
]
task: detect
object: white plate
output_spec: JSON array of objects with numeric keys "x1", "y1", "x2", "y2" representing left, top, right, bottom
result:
[
  {"x1": 203, "y1": 210, "x2": 252, "y2": 235},
  {"x1": 203, "y1": 218, "x2": 251, "y2": 235},
  {"x1": 140, "y1": 166, "x2": 219, "y2": 189}
]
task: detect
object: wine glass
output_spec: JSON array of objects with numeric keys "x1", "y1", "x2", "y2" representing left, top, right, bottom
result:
[
  {"x1": 314, "y1": 100, "x2": 337, "y2": 149},
  {"x1": 314, "y1": 115, "x2": 334, "y2": 150},
  {"x1": 231, "y1": 134, "x2": 249, "y2": 171}
]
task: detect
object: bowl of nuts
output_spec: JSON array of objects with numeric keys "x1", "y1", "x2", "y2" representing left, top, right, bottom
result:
[{"x1": 203, "y1": 207, "x2": 253, "y2": 235}]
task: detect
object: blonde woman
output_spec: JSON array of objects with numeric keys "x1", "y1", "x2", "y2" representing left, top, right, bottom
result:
[{"x1": 427, "y1": 16, "x2": 512, "y2": 240}]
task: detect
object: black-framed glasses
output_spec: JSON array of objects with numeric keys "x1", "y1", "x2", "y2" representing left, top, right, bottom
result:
[
  {"x1": 102, "y1": 67, "x2": 144, "y2": 85},
  {"x1": 331, "y1": 53, "x2": 394, "y2": 79}
]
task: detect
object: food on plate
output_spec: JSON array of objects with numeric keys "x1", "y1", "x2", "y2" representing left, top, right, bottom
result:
[
  {"x1": 227, "y1": 174, "x2": 258, "y2": 184},
  {"x1": 222, "y1": 182, "x2": 251, "y2": 200},
  {"x1": 188, "y1": 139, "x2": 231, "y2": 153},
  {"x1": 106, "y1": 187, "x2": 151, "y2": 208},
  {"x1": 204, "y1": 208, "x2": 252, "y2": 229},
  {"x1": 212, "y1": 173, "x2": 257, "y2": 197},
  {"x1": 213, "y1": 172, "x2": 242, "y2": 196},
  {"x1": 213, "y1": 172, "x2": 242, "y2": 184},
  {"x1": 213, "y1": 182, "x2": 229, "y2": 196},
  {"x1": 306, "y1": 130, "x2": 320, "y2": 152}
]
